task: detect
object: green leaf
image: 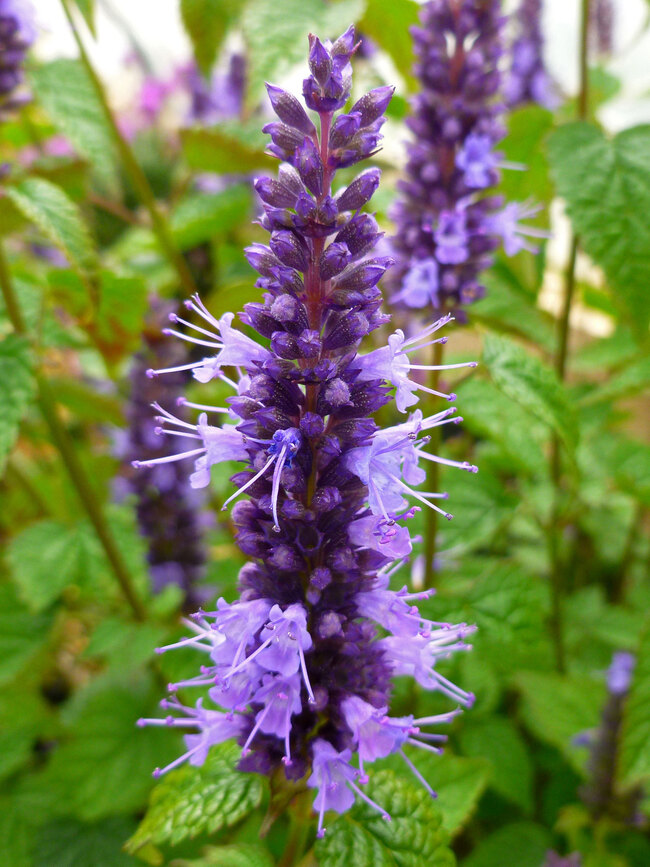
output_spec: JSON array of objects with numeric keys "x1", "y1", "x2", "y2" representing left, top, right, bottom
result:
[
  {"x1": 0, "y1": 798, "x2": 34, "y2": 867},
  {"x1": 316, "y1": 770, "x2": 455, "y2": 866},
  {"x1": 8, "y1": 520, "x2": 95, "y2": 612},
  {"x1": 241, "y1": 0, "x2": 367, "y2": 111},
  {"x1": 174, "y1": 844, "x2": 275, "y2": 867},
  {"x1": 548, "y1": 122, "x2": 650, "y2": 341},
  {"x1": 180, "y1": 124, "x2": 273, "y2": 174},
  {"x1": 34, "y1": 817, "x2": 136, "y2": 867},
  {"x1": 411, "y1": 754, "x2": 490, "y2": 838},
  {"x1": 359, "y1": 0, "x2": 419, "y2": 89},
  {"x1": 0, "y1": 583, "x2": 53, "y2": 687},
  {"x1": 7, "y1": 178, "x2": 97, "y2": 281},
  {"x1": 0, "y1": 334, "x2": 35, "y2": 473},
  {"x1": 462, "y1": 822, "x2": 552, "y2": 867},
  {"x1": 460, "y1": 717, "x2": 533, "y2": 813},
  {"x1": 171, "y1": 185, "x2": 252, "y2": 250},
  {"x1": 41, "y1": 674, "x2": 177, "y2": 821},
  {"x1": 181, "y1": 0, "x2": 242, "y2": 75},
  {"x1": 500, "y1": 106, "x2": 554, "y2": 205},
  {"x1": 439, "y1": 469, "x2": 518, "y2": 554},
  {"x1": 580, "y1": 356, "x2": 650, "y2": 406},
  {"x1": 619, "y1": 621, "x2": 650, "y2": 787},
  {"x1": 0, "y1": 684, "x2": 50, "y2": 782},
  {"x1": 71, "y1": 0, "x2": 96, "y2": 35},
  {"x1": 515, "y1": 671, "x2": 605, "y2": 774},
  {"x1": 30, "y1": 59, "x2": 119, "y2": 194},
  {"x1": 126, "y1": 742, "x2": 265, "y2": 853},
  {"x1": 483, "y1": 334, "x2": 579, "y2": 453}
]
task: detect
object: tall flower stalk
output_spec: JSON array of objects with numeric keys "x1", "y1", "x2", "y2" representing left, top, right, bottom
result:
[
  {"x1": 0, "y1": 0, "x2": 36, "y2": 117},
  {"x1": 388, "y1": 0, "x2": 547, "y2": 587},
  {"x1": 118, "y1": 298, "x2": 208, "y2": 609},
  {"x1": 136, "y1": 27, "x2": 478, "y2": 835},
  {"x1": 505, "y1": 0, "x2": 558, "y2": 109}
]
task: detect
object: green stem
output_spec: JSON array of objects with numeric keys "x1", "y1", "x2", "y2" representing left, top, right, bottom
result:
[
  {"x1": 59, "y1": 0, "x2": 197, "y2": 298},
  {"x1": 547, "y1": 0, "x2": 591, "y2": 673},
  {"x1": 0, "y1": 243, "x2": 146, "y2": 621},
  {"x1": 423, "y1": 340, "x2": 444, "y2": 590}
]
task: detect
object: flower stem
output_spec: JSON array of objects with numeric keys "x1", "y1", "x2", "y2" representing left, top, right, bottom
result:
[
  {"x1": 59, "y1": 0, "x2": 197, "y2": 298},
  {"x1": 423, "y1": 339, "x2": 444, "y2": 590},
  {"x1": 548, "y1": 0, "x2": 591, "y2": 672},
  {"x1": 0, "y1": 242, "x2": 146, "y2": 621}
]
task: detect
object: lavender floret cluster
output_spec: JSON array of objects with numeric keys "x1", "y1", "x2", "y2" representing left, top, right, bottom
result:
[
  {"x1": 137, "y1": 28, "x2": 478, "y2": 835},
  {"x1": 0, "y1": 0, "x2": 35, "y2": 116},
  {"x1": 505, "y1": 0, "x2": 558, "y2": 110},
  {"x1": 389, "y1": 0, "x2": 547, "y2": 314},
  {"x1": 591, "y1": 0, "x2": 614, "y2": 56},
  {"x1": 119, "y1": 298, "x2": 208, "y2": 609}
]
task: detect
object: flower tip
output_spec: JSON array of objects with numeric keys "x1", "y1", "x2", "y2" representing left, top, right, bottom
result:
[
  {"x1": 168, "y1": 312, "x2": 178, "y2": 323},
  {"x1": 184, "y1": 299, "x2": 193, "y2": 309},
  {"x1": 316, "y1": 829, "x2": 326, "y2": 839},
  {"x1": 176, "y1": 396, "x2": 187, "y2": 406},
  {"x1": 282, "y1": 756, "x2": 293, "y2": 766},
  {"x1": 154, "y1": 647, "x2": 165, "y2": 654},
  {"x1": 445, "y1": 512, "x2": 453, "y2": 521},
  {"x1": 161, "y1": 328, "x2": 172, "y2": 336},
  {"x1": 136, "y1": 718, "x2": 146, "y2": 727},
  {"x1": 272, "y1": 524, "x2": 281, "y2": 534},
  {"x1": 382, "y1": 813, "x2": 392, "y2": 823},
  {"x1": 469, "y1": 361, "x2": 478, "y2": 368},
  {"x1": 131, "y1": 460, "x2": 141, "y2": 468},
  {"x1": 152, "y1": 768, "x2": 162, "y2": 778},
  {"x1": 447, "y1": 392, "x2": 457, "y2": 402},
  {"x1": 145, "y1": 368, "x2": 156, "y2": 379}
]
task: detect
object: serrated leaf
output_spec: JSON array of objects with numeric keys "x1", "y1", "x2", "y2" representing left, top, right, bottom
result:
[
  {"x1": 0, "y1": 334, "x2": 34, "y2": 473},
  {"x1": 7, "y1": 178, "x2": 97, "y2": 281},
  {"x1": 180, "y1": 124, "x2": 272, "y2": 174},
  {"x1": 126, "y1": 742, "x2": 265, "y2": 853},
  {"x1": 315, "y1": 770, "x2": 455, "y2": 866},
  {"x1": 181, "y1": 0, "x2": 242, "y2": 75},
  {"x1": 483, "y1": 334, "x2": 578, "y2": 452},
  {"x1": 462, "y1": 822, "x2": 552, "y2": 867},
  {"x1": 515, "y1": 671, "x2": 605, "y2": 774},
  {"x1": 34, "y1": 817, "x2": 136, "y2": 867},
  {"x1": 359, "y1": 0, "x2": 418, "y2": 89},
  {"x1": 0, "y1": 583, "x2": 53, "y2": 686},
  {"x1": 174, "y1": 844, "x2": 275, "y2": 867},
  {"x1": 241, "y1": 0, "x2": 367, "y2": 111},
  {"x1": 41, "y1": 674, "x2": 177, "y2": 821},
  {"x1": 0, "y1": 798, "x2": 34, "y2": 867},
  {"x1": 30, "y1": 59, "x2": 119, "y2": 194},
  {"x1": 548, "y1": 122, "x2": 650, "y2": 341},
  {"x1": 619, "y1": 621, "x2": 650, "y2": 787},
  {"x1": 439, "y1": 468, "x2": 518, "y2": 554},
  {"x1": 8, "y1": 520, "x2": 94, "y2": 611},
  {"x1": 171, "y1": 185, "x2": 252, "y2": 250},
  {"x1": 460, "y1": 717, "x2": 533, "y2": 813}
]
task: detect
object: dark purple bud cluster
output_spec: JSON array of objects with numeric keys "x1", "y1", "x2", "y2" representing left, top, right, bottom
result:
[
  {"x1": 0, "y1": 0, "x2": 35, "y2": 117},
  {"x1": 137, "y1": 28, "x2": 476, "y2": 835},
  {"x1": 505, "y1": 0, "x2": 558, "y2": 109},
  {"x1": 118, "y1": 298, "x2": 208, "y2": 609},
  {"x1": 388, "y1": 0, "x2": 546, "y2": 315},
  {"x1": 591, "y1": 0, "x2": 614, "y2": 56}
]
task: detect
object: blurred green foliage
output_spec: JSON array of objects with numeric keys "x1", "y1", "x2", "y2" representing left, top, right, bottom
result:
[{"x1": 0, "y1": 0, "x2": 649, "y2": 865}]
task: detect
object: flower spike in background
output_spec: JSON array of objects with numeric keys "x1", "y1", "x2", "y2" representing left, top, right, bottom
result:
[{"x1": 136, "y1": 26, "x2": 477, "y2": 831}]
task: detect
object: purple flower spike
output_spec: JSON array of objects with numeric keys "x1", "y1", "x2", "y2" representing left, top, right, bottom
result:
[
  {"x1": 136, "y1": 27, "x2": 477, "y2": 834},
  {"x1": 0, "y1": 0, "x2": 36, "y2": 117},
  {"x1": 505, "y1": 0, "x2": 559, "y2": 110},
  {"x1": 388, "y1": 0, "x2": 546, "y2": 315}
]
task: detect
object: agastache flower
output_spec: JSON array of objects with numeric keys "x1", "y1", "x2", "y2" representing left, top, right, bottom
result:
[
  {"x1": 505, "y1": 0, "x2": 559, "y2": 110},
  {"x1": 388, "y1": 0, "x2": 547, "y2": 315},
  {"x1": 136, "y1": 28, "x2": 477, "y2": 833},
  {"x1": 0, "y1": 0, "x2": 36, "y2": 117}
]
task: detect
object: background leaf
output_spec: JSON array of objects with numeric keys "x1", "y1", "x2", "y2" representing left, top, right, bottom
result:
[
  {"x1": 30, "y1": 59, "x2": 119, "y2": 195},
  {"x1": 619, "y1": 621, "x2": 650, "y2": 788},
  {"x1": 180, "y1": 0, "x2": 243, "y2": 75},
  {"x1": 548, "y1": 122, "x2": 650, "y2": 342},
  {"x1": 0, "y1": 334, "x2": 34, "y2": 474},
  {"x1": 7, "y1": 179, "x2": 97, "y2": 281}
]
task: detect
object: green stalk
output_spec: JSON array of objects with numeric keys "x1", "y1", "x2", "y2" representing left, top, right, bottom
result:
[
  {"x1": 0, "y1": 243, "x2": 146, "y2": 621},
  {"x1": 59, "y1": 0, "x2": 197, "y2": 298},
  {"x1": 548, "y1": 0, "x2": 591, "y2": 672},
  {"x1": 423, "y1": 340, "x2": 444, "y2": 590}
]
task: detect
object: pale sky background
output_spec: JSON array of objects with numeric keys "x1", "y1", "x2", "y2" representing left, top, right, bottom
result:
[{"x1": 32, "y1": 0, "x2": 650, "y2": 131}]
